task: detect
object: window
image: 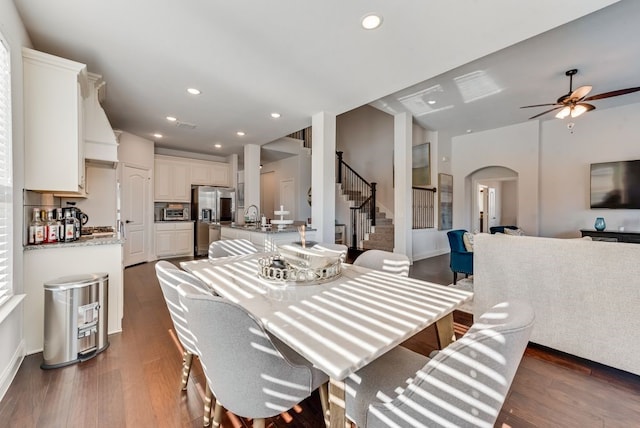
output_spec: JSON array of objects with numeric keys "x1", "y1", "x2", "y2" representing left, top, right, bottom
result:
[{"x1": 0, "y1": 35, "x2": 13, "y2": 306}]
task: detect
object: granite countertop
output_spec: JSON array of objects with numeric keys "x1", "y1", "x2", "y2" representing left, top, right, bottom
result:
[
  {"x1": 24, "y1": 236, "x2": 124, "y2": 251},
  {"x1": 154, "y1": 220, "x2": 195, "y2": 223},
  {"x1": 222, "y1": 223, "x2": 316, "y2": 234}
]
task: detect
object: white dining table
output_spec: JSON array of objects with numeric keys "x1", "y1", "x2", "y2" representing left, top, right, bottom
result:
[{"x1": 181, "y1": 254, "x2": 473, "y2": 427}]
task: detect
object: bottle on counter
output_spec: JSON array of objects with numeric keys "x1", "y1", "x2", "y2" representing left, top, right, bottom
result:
[
  {"x1": 29, "y1": 207, "x2": 45, "y2": 244},
  {"x1": 63, "y1": 210, "x2": 76, "y2": 242},
  {"x1": 46, "y1": 209, "x2": 58, "y2": 243},
  {"x1": 56, "y1": 208, "x2": 64, "y2": 240}
]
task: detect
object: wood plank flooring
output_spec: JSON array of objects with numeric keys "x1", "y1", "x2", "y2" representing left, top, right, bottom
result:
[{"x1": 1, "y1": 253, "x2": 639, "y2": 427}]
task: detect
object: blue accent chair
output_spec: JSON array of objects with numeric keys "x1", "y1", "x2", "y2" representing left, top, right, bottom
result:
[
  {"x1": 447, "y1": 229, "x2": 473, "y2": 285},
  {"x1": 489, "y1": 225, "x2": 518, "y2": 234}
]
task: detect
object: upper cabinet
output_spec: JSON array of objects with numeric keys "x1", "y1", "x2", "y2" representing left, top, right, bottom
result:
[
  {"x1": 154, "y1": 156, "x2": 191, "y2": 202},
  {"x1": 23, "y1": 48, "x2": 88, "y2": 192},
  {"x1": 190, "y1": 158, "x2": 230, "y2": 187},
  {"x1": 154, "y1": 155, "x2": 231, "y2": 201}
]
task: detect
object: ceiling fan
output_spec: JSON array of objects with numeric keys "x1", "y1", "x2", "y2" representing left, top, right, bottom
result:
[{"x1": 521, "y1": 69, "x2": 640, "y2": 120}]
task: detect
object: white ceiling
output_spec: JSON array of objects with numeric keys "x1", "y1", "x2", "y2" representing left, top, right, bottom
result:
[{"x1": 12, "y1": 0, "x2": 631, "y2": 160}]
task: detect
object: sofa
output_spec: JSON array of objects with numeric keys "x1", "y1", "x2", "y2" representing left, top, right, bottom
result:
[{"x1": 473, "y1": 233, "x2": 640, "y2": 376}]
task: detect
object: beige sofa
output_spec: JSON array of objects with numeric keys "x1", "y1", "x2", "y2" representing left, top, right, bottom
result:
[{"x1": 473, "y1": 233, "x2": 640, "y2": 376}]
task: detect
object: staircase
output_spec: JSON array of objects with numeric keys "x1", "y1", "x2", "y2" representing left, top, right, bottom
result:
[{"x1": 336, "y1": 152, "x2": 395, "y2": 251}]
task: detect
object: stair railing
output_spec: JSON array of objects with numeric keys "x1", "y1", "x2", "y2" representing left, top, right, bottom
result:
[
  {"x1": 412, "y1": 186, "x2": 437, "y2": 229},
  {"x1": 336, "y1": 151, "x2": 376, "y2": 248}
]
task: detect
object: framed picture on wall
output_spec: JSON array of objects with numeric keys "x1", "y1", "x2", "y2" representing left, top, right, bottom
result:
[
  {"x1": 438, "y1": 173, "x2": 453, "y2": 230},
  {"x1": 412, "y1": 143, "x2": 431, "y2": 187}
]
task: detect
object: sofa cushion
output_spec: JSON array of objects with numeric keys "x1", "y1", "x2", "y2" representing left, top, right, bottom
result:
[
  {"x1": 462, "y1": 232, "x2": 474, "y2": 251},
  {"x1": 504, "y1": 227, "x2": 525, "y2": 236}
]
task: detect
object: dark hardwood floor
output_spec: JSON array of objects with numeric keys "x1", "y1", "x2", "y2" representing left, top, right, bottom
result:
[{"x1": 1, "y1": 253, "x2": 639, "y2": 427}]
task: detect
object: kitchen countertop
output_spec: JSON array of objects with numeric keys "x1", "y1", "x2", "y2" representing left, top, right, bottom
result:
[
  {"x1": 154, "y1": 220, "x2": 195, "y2": 223},
  {"x1": 221, "y1": 223, "x2": 316, "y2": 234},
  {"x1": 24, "y1": 236, "x2": 124, "y2": 250}
]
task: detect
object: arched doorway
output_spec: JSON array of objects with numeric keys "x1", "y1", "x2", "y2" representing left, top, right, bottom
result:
[{"x1": 469, "y1": 166, "x2": 518, "y2": 233}]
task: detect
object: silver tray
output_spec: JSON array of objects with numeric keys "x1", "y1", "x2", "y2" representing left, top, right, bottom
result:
[{"x1": 257, "y1": 255, "x2": 342, "y2": 285}]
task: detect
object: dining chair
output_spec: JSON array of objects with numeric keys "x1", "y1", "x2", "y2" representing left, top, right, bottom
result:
[
  {"x1": 344, "y1": 300, "x2": 534, "y2": 427},
  {"x1": 208, "y1": 238, "x2": 258, "y2": 260},
  {"x1": 154, "y1": 261, "x2": 216, "y2": 426},
  {"x1": 177, "y1": 282, "x2": 329, "y2": 428},
  {"x1": 352, "y1": 249, "x2": 410, "y2": 276}
]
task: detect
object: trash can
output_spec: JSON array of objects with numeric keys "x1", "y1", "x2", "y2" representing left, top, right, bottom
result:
[{"x1": 41, "y1": 273, "x2": 109, "y2": 369}]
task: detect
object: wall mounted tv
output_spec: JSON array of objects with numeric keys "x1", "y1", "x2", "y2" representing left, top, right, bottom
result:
[{"x1": 590, "y1": 160, "x2": 640, "y2": 209}]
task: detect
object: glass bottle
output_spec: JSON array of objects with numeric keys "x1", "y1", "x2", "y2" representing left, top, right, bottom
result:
[
  {"x1": 30, "y1": 208, "x2": 45, "y2": 244},
  {"x1": 46, "y1": 209, "x2": 58, "y2": 243},
  {"x1": 64, "y1": 210, "x2": 76, "y2": 242}
]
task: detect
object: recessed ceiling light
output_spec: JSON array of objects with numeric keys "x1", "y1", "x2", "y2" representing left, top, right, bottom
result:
[
  {"x1": 427, "y1": 100, "x2": 436, "y2": 105},
  {"x1": 166, "y1": 116, "x2": 177, "y2": 122},
  {"x1": 236, "y1": 131, "x2": 245, "y2": 136},
  {"x1": 361, "y1": 14, "x2": 383, "y2": 30},
  {"x1": 271, "y1": 112, "x2": 281, "y2": 119},
  {"x1": 187, "y1": 88, "x2": 201, "y2": 95},
  {"x1": 466, "y1": 129, "x2": 473, "y2": 133},
  {"x1": 153, "y1": 133, "x2": 163, "y2": 138},
  {"x1": 214, "y1": 143, "x2": 222, "y2": 149}
]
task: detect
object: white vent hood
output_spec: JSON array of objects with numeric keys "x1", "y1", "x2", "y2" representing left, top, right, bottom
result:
[{"x1": 84, "y1": 72, "x2": 118, "y2": 166}]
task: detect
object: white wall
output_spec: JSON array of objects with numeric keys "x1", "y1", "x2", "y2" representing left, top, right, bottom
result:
[
  {"x1": 540, "y1": 102, "x2": 640, "y2": 237},
  {"x1": 452, "y1": 121, "x2": 540, "y2": 235},
  {"x1": 336, "y1": 105, "x2": 395, "y2": 214},
  {"x1": 260, "y1": 153, "x2": 311, "y2": 223},
  {"x1": 117, "y1": 131, "x2": 154, "y2": 169},
  {"x1": 0, "y1": 0, "x2": 32, "y2": 401},
  {"x1": 61, "y1": 165, "x2": 117, "y2": 228},
  {"x1": 502, "y1": 180, "x2": 518, "y2": 225}
]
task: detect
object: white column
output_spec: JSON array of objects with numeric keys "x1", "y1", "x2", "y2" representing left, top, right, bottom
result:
[
  {"x1": 311, "y1": 112, "x2": 336, "y2": 243},
  {"x1": 394, "y1": 112, "x2": 412, "y2": 260},
  {"x1": 244, "y1": 144, "x2": 261, "y2": 221}
]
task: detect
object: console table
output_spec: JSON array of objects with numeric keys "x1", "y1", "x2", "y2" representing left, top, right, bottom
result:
[{"x1": 580, "y1": 229, "x2": 640, "y2": 243}]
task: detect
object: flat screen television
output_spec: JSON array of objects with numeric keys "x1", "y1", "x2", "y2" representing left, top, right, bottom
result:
[{"x1": 590, "y1": 160, "x2": 640, "y2": 209}]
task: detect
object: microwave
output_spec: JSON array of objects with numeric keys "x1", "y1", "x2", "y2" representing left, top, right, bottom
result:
[{"x1": 162, "y1": 208, "x2": 189, "y2": 221}]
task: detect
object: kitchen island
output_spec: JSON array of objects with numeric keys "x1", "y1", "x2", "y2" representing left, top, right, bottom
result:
[
  {"x1": 220, "y1": 224, "x2": 317, "y2": 251},
  {"x1": 23, "y1": 237, "x2": 124, "y2": 354}
]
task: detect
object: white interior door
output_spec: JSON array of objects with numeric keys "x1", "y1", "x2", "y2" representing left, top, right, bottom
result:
[
  {"x1": 280, "y1": 178, "x2": 295, "y2": 221},
  {"x1": 122, "y1": 164, "x2": 150, "y2": 267},
  {"x1": 488, "y1": 187, "x2": 498, "y2": 228}
]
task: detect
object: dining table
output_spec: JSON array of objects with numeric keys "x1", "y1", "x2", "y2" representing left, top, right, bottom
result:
[{"x1": 181, "y1": 253, "x2": 473, "y2": 428}]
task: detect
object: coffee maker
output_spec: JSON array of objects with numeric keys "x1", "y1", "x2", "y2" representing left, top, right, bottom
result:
[{"x1": 63, "y1": 205, "x2": 89, "y2": 239}]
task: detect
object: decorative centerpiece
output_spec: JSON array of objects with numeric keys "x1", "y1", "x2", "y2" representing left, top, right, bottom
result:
[
  {"x1": 271, "y1": 205, "x2": 294, "y2": 230},
  {"x1": 257, "y1": 243, "x2": 342, "y2": 285}
]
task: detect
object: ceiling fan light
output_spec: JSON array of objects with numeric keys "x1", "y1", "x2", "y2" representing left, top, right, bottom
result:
[
  {"x1": 571, "y1": 104, "x2": 588, "y2": 118},
  {"x1": 555, "y1": 106, "x2": 571, "y2": 119}
]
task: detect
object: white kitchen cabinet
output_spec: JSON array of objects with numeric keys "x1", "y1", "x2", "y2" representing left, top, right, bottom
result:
[
  {"x1": 211, "y1": 162, "x2": 231, "y2": 186},
  {"x1": 154, "y1": 156, "x2": 191, "y2": 202},
  {"x1": 190, "y1": 159, "x2": 231, "y2": 187},
  {"x1": 155, "y1": 222, "x2": 194, "y2": 258},
  {"x1": 23, "y1": 48, "x2": 88, "y2": 192},
  {"x1": 23, "y1": 241, "x2": 124, "y2": 354}
]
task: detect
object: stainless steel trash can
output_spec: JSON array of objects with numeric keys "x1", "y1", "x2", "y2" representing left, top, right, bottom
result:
[{"x1": 41, "y1": 273, "x2": 109, "y2": 369}]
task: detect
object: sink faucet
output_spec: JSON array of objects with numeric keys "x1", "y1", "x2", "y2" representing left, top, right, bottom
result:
[{"x1": 244, "y1": 204, "x2": 259, "y2": 224}]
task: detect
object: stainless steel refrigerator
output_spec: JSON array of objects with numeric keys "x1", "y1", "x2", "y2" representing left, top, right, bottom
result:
[{"x1": 191, "y1": 186, "x2": 235, "y2": 256}]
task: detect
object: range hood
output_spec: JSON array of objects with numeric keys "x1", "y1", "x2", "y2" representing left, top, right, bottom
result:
[{"x1": 84, "y1": 72, "x2": 118, "y2": 167}]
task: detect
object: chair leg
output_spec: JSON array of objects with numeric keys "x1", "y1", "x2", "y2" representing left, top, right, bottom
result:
[
  {"x1": 203, "y1": 383, "x2": 214, "y2": 427},
  {"x1": 211, "y1": 401, "x2": 224, "y2": 428},
  {"x1": 318, "y1": 382, "x2": 329, "y2": 425},
  {"x1": 453, "y1": 271, "x2": 458, "y2": 285},
  {"x1": 253, "y1": 418, "x2": 266, "y2": 428},
  {"x1": 181, "y1": 351, "x2": 194, "y2": 391}
]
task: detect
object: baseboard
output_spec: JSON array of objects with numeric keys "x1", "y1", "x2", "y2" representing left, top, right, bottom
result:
[
  {"x1": 412, "y1": 248, "x2": 449, "y2": 261},
  {"x1": 0, "y1": 339, "x2": 25, "y2": 403}
]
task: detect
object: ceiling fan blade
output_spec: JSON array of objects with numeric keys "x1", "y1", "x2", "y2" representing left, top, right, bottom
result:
[
  {"x1": 583, "y1": 87, "x2": 640, "y2": 101},
  {"x1": 528, "y1": 106, "x2": 562, "y2": 120},
  {"x1": 520, "y1": 103, "x2": 560, "y2": 109},
  {"x1": 570, "y1": 85, "x2": 592, "y2": 101}
]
